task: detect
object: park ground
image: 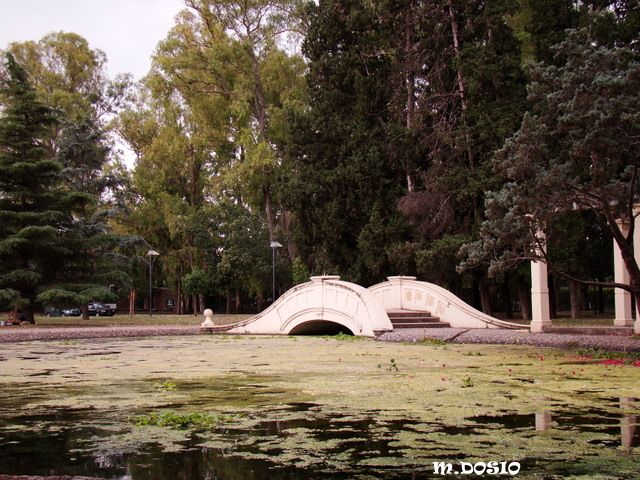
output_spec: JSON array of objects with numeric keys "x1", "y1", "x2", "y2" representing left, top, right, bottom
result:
[
  {"x1": 1, "y1": 313, "x2": 640, "y2": 353},
  {"x1": 0, "y1": 334, "x2": 639, "y2": 478}
]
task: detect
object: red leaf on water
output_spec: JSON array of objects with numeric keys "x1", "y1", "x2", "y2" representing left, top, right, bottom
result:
[{"x1": 601, "y1": 359, "x2": 625, "y2": 366}]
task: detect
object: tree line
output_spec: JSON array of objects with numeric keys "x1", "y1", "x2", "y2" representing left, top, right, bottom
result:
[{"x1": 1, "y1": 0, "x2": 638, "y2": 320}]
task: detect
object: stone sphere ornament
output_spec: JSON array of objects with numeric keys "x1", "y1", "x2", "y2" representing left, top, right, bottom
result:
[{"x1": 201, "y1": 308, "x2": 214, "y2": 328}]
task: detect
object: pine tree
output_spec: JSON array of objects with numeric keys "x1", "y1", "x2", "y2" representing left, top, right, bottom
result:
[
  {"x1": 282, "y1": 0, "x2": 407, "y2": 284},
  {"x1": 0, "y1": 53, "x2": 111, "y2": 322}
]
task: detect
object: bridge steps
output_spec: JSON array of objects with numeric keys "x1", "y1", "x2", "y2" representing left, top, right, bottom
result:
[{"x1": 387, "y1": 310, "x2": 450, "y2": 329}]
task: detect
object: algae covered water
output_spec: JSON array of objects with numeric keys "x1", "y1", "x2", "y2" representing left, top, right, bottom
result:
[{"x1": 0, "y1": 336, "x2": 638, "y2": 478}]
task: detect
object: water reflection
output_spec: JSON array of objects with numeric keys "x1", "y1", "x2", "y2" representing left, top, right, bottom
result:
[
  {"x1": 535, "y1": 411, "x2": 553, "y2": 431},
  {"x1": 534, "y1": 398, "x2": 639, "y2": 448},
  {"x1": 0, "y1": 398, "x2": 638, "y2": 479},
  {"x1": 620, "y1": 397, "x2": 639, "y2": 448}
]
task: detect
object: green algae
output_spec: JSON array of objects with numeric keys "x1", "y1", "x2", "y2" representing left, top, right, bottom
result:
[
  {"x1": 0, "y1": 335, "x2": 638, "y2": 478},
  {"x1": 132, "y1": 411, "x2": 239, "y2": 429}
]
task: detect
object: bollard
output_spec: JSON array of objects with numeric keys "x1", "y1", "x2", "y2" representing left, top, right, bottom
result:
[{"x1": 201, "y1": 308, "x2": 214, "y2": 328}]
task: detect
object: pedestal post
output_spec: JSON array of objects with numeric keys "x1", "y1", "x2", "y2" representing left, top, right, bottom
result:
[
  {"x1": 634, "y1": 210, "x2": 640, "y2": 334},
  {"x1": 530, "y1": 259, "x2": 552, "y2": 333},
  {"x1": 614, "y1": 220, "x2": 633, "y2": 327}
]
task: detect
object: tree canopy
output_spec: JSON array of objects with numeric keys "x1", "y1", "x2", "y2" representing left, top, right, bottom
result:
[
  {"x1": 461, "y1": 28, "x2": 640, "y2": 298},
  {"x1": 2, "y1": 1, "x2": 639, "y2": 318},
  {"x1": 0, "y1": 53, "x2": 125, "y2": 321}
]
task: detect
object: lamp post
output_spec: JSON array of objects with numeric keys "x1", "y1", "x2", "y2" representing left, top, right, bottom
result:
[
  {"x1": 147, "y1": 250, "x2": 160, "y2": 316},
  {"x1": 270, "y1": 241, "x2": 283, "y2": 303}
]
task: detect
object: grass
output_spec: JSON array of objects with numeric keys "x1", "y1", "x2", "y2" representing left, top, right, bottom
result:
[
  {"x1": 28, "y1": 310, "x2": 622, "y2": 328},
  {"x1": 576, "y1": 347, "x2": 640, "y2": 361},
  {"x1": 33, "y1": 313, "x2": 252, "y2": 327}
]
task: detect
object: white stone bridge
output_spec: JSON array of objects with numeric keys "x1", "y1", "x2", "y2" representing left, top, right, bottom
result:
[{"x1": 201, "y1": 275, "x2": 524, "y2": 337}]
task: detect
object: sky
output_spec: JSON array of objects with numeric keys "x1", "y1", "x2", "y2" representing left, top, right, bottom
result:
[{"x1": 0, "y1": 0, "x2": 186, "y2": 80}]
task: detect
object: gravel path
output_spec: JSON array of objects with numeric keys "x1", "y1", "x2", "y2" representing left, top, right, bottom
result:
[
  {"x1": 1, "y1": 324, "x2": 639, "y2": 352},
  {"x1": 377, "y1": 327, "x2": 640, "y2": 352},
  {"x1": 0, "y1": 325, "x2": 199, "y2": 343}
]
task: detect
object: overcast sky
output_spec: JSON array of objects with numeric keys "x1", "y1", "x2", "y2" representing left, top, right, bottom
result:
[{"x1": 0, "y1": 0, "x2": 186, "y2": 80}]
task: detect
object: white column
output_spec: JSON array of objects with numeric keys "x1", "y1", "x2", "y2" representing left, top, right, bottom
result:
[
  {"x1": 614, "y1": 220, "x2": 633, "y2": 327},
  {"x1": 531, "y1": 259, "x2": 552, "y2": 332},
  {"x1": 634, "y1": 210, "x2": 640, "y2": 335},
  {"x1": 530, "y1": 229, "x2": 551, "y2": 332}
]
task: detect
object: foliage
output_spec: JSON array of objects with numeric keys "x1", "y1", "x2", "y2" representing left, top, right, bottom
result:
[
  {"x1": 321, "y1": 332, "x2": 362, "y2": 342},
  {"x1": 387, "y1": 358, "x2": 399, "y2": 372},
  {"x1": 461, "y1": 376, "x2": 475, "y2": 388},
  {"x1": 182, "y1": 268, "x2": 211, "y2": 297},
  {"x1": 282, "y1": 0, "x2": 408, "y2": 284},
  {"x1": 0, "y1": 54, "x2": 76, "y2": 316},
  {"x1": 291, "y1": 256, "x2": 310, "y2": 285},
  {"x1": 417, "y1": 337, "x2": 448, "y2": 346},
  {"x1": 576, "y1": 348, "x2": 640, "y2": 361},
  {"x1": 461, "y1": 29, "x2": 640, "y2": 297},
  {"x1": 0, "y1": 52, "x2": 134, "y2": 320},
  {"x1": 3, "y1": 2, "x2": 635, "y2": 315},
  {"x1": 155, "y1": 380, "x2": 178, "y2": 391}
]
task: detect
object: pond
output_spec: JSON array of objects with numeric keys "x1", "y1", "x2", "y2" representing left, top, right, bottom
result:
[{"x1": 0, "y1": 336, "x2": 638, "y2": 479}]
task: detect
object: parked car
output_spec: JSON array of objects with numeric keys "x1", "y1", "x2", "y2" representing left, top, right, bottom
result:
[
  {"x1": 88, "y1": 303, "x2": 115, "y2": 316},
  {"x1": 62, "y1": 308, "x2": 81, "y2": 317},
  {"x1": 44, "y1": 307, "x2": 62, "y2": 317}
]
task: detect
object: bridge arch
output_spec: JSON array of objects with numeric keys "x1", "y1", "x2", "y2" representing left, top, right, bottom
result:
[
  {"x1": 223, "y1": 276, "x2": 393, "y2": 337},
  {"x1": 288, "y1": 320, "x2": 354, "y2": 336},
  {"x1": 368, "y1": 276, "x2": 524, "y2": 329}
]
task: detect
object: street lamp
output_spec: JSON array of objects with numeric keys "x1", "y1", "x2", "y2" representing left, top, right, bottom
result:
[
  {"x1": 270, "y1": 241, "x2": 283, "y2": 303},
  {"x1": 147, "y1": 249, "x2": 160, "y2": 316}
]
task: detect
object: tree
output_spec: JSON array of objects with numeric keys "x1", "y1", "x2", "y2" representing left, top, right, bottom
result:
[
  {"x1": 5, "y1": 32, "x2": 133, "y2": 201},
  {"x1": 168, "y1": 0, "x2": 306, "y2": 245},
  {"x1": 0, "y1": 53, "x2": 119, "y2": 322},
  {"x1": 118, "y1": 76, "x2": 222, "y2": 314},
  {"x1": 5, "y1": 32, "x2": 131, "y2": 125},
  {"x1": 281, "y1": 0, "x2": 410, "y2": 284},
  {"x1": 461, "y1": 29, "x2": 640, "y2": 305}
]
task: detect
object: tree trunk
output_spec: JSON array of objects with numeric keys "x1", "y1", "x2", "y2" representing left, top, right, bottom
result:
[
  {"x1": 549, "y1": 275, "x2": 557, "y2": 319},
  {"x1": 226, "y1": 289, "x2": 231, "y2": 314},
  {"x1": 502, "y1": 277, "x2": 513, "y2": 319},
  {"x1": 250, "y1": 50, "x2": 267, "y2": 139},
  {"x1": 176, "y1": 278, "x2": 182, "y2": 314},
  {"x1": 23, "y1": 306, "x2": 35, "y2": 324},
  {"x1": 569, "y1": 280, "x2": 581, "y2": 320},
  {"x1": 515, "y1": 276, "x2": 531, "y2": 321},
  {"x1": 192, "y1": 294, "x2": 198, "y2": 316},
  {"x1": 129, "y1": 288, "x2": 136, "y2": 317},
  {"x1": 257, "y1": 291, "x2": 264, "y2": 312},
  {"x1": 404, "y1": 7, "x2": 416, "y2": 193},
  {"x1": 281, "y1": 208, "x2": 298, "y2": 261},
  {"x1": 198, "y1": 293, "x2": 205, "y2": 314},
  {"x1": 597, "y1": 285, "x2": 605, "y2": 314},
  {"x1": 81, "y1": 304, "x2": 89, "y2": 320},
  {"x1": 479, "y1": 278, "x2": 492, "y2": 316},
  {"x1": 447, "y1": 0, "x2": 477, "y2": 221},
  {"x1": 447, "y1": 0, "x2": 472, "y2": 166},
  {"x1": 264, "y1": 186, "x2": 276, "y2": 242},
  {"x1": 235, "y1": 289, "x2": 241, "y2": 312}
]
